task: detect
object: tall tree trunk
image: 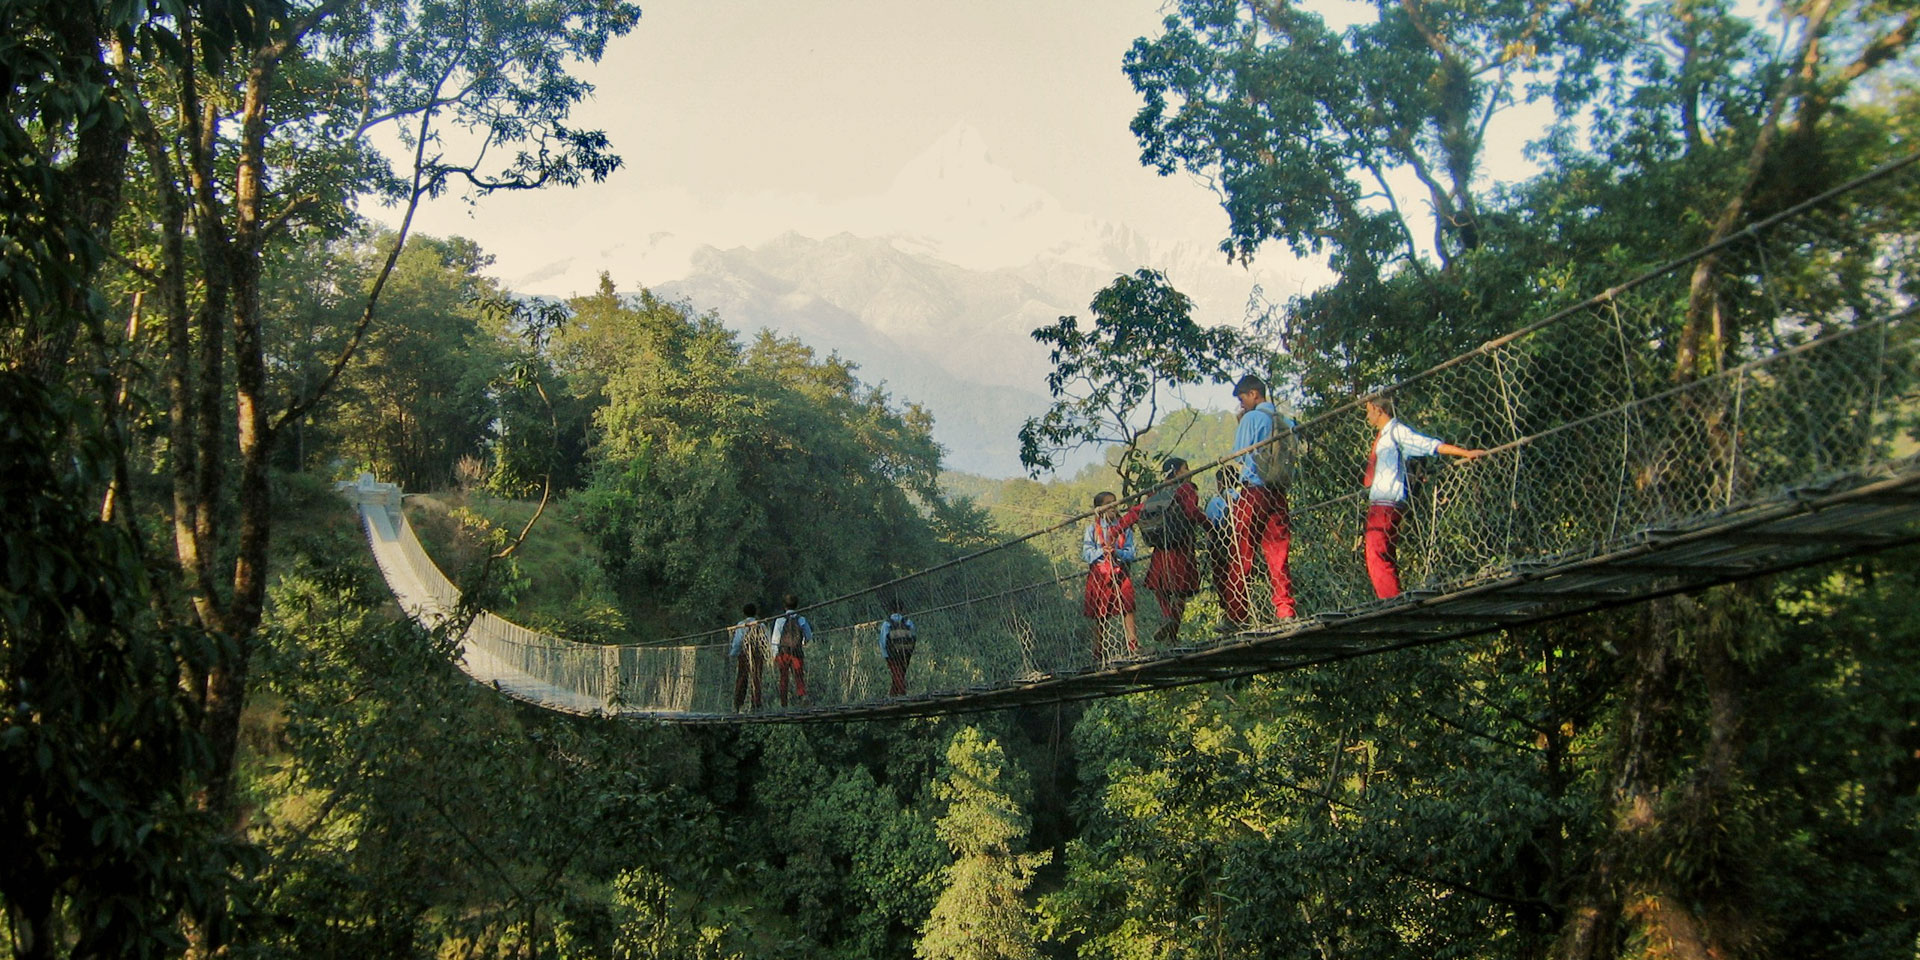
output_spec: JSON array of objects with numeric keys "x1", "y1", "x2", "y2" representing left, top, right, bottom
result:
[
  {"x1": 1673, "y1": 0, "x2": 1833, "y2": 382},
  {"x1": 5, "y1": 6, "x2": 134, "y2": 955},
  {"x1": 1555, "y1": 593, "x2": 1758, "y2": 960},
  {"x1": 173, "y1": 20, "x2": 234, "y2": 637},
  {"x1": 1554, "y1": 612, "x2": 1664, "y2": 959},
  {"x1": 200, "y1": 49, "x2": 281, "y2": 817}
]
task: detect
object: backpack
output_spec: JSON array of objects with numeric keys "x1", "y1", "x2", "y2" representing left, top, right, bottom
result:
[
  {"x1": 1136, "y1": 485, "x2": 1195, "y2": 550},
  {"x1": 776, "y1": 615, "x2": 806, "y2": 655},
  {"x1": 884, "y1": 616, "x2": 917, "y2": 658},
  {"x1": 1251, "y1": 421, "x2": 1298, "y2": 488}
]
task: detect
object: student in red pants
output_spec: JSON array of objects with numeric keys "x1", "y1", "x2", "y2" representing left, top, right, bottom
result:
[
  {"x1": 1223, "y1": 375, "x2": 1297, "y2": 625},
  {"x1": 1120, "y1": 458, "x2": 1209, "y2": 644},
  {"x1": 1082, "y1": 492, "x2": 1140, "y2": 662},
  {"x1": 1362, "y1": 395, "x2": 1487, "y2": 598},
  {"x1": 877, "y1": 599, "x2": 917, "y2": 696},
  {"x1": 770, "y1": 594, "x2": 812, "y2": 706}
]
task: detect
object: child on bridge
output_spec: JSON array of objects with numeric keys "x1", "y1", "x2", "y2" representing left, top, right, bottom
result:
[
  {"x1": 770, "y1": 595, "x2": 813, "y2": 707},
  {"x1": 1119, "y1": 457, "x2": 1208, "y2": 644},
  {"x1": 1224, "y1": 375, "x2": 1298, "y2": 624},
  {"x1": 1082, "y1": 491, "x2": 1140, "y2": 662},
  {"x1": 878, "y1": 598, "x2": 917, "y2": 696},
  {"x1": 1361, "y1": 395, "x2": 1487, "y2": 599},
  {"x1": 728, "y1": 602, "x2": 767, "y2": 712}
]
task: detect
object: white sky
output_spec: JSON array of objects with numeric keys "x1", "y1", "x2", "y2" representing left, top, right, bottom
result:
[
  {"x1": 398, "y1": 0, "x2": 1302, "y2": 294},
  {"x1": 391, "y1": 0, "x2": 1554, "y2": 305}
]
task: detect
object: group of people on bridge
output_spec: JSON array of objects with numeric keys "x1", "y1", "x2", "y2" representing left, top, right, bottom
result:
[
  {"x1": 726, "y1": 593, "x2": 917, "y2": 712},
  {"x1": 721, "y1": 375, "x2": 1485, "y2": 710},
  {"x1": 1080, "y1": 376, "x2": 1487, "y2": 660}
]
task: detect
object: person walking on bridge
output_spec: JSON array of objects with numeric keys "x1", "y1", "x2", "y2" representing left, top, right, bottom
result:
[
  {"x1": 1119, "y1": 458, "x2": 1207, "y2": 644},
  {"x1": 1204, "y1": 469, "x2": 1238, "y2": 600},
  {"x1": 1082, "y1": 492, "x2": 1140, "y2": 662},
  {"x1": 1361, "y1": 395, "x2": 1487, "y2": 599},
  {"x1": 770, "y1": 594, "x2": 812, "y2": 707},
  {"x1": 1224, "y1": 375, "x2": 1298, "y2": 625},
  {"x1": 728, "y1": 603, "x2": 768, "y2": 712},
  {"x1": 878, "y1": 599, "x2": 917, "y2": 696}
]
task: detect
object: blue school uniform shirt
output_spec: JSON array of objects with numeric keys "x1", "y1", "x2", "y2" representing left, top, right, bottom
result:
[
  {"x1": 1235, "y1": 400, "x2": 1296, "y2": 488},
  {"x1": 1367, "y1": 418, "x2": 1445, "y2": 505},
  {"x1": 1081, "y1": 518, "x2": 1138, "y2": 564},
  {"x1": 1205, "y1": 489, "x2": 1236, "y2": 526},
  {"x1": 728, "y1": 618, "x2": 760, "y2": 657}
]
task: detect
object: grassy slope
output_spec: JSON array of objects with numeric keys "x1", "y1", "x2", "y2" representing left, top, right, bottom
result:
[{"x1": 401, "y1": 488, "x2": 633, "y2": 643}]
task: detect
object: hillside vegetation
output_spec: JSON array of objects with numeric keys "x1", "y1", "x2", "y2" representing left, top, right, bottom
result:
[{"x1": 5, "y1": 1, "x2": 1918, "y2": 958}]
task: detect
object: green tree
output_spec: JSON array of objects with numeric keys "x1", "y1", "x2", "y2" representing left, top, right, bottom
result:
[
  {"x1": 597, "y1": 868, "x2": 742, "y2": 960},
  {"x1": 1127, "y1": 0, "x2": 1631, "y2": 273},
  {"x1": 2, "y1": 4, "x2": 243, "y2": 956},
  {"x1": 258, "y1": 229, "x2": 372, "y2": 472},
  {"x1": 0, "y1": 375, "x2": 235, "y2": 960},
  {"x1": 485, "y1": 296, "x2": 593, "y2": 500},
  {"x1": 1136, "y1": 0, "x2": 1920, "y2": 403},
  {"x1": 242, "y1": 492, "x2": 736, "y2": 957},
  {"x1": 1018, "y1": 269, "x2": 1255, "y2": 494},
  {"x1": 327, "y1": 234, "x2": 507, "y2": 489},
  {"x1": 734, "y1": 726, "x2": 947, "y2": 959},
  {"x1": 563, "y1": 285, "x2": 954, "y2": 625},
  {"x1": 1044, "y1": 629, "x2": 1602, "y2": 960},
  {"x1": 917, "y1": 727, "x2": 1049, "y2": 960},
  {"x1": 102, "y1": 0, "x2": 640, "y2": 833},
  {"x1": 4, "y1": 0, "x2": 640, "y2": 952}
]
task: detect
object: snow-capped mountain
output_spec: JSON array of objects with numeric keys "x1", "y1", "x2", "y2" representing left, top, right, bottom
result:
[{"x1": 510, "y1": 122, "x2": 1318, "y2": 477}]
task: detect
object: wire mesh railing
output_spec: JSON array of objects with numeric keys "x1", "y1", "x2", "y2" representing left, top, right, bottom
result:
[{"x1": 347, "y1": 155, "x2": 1920, "y2": 720}]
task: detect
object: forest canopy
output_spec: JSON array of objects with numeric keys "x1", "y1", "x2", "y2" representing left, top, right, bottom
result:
[{"x1": 2, "y1": 0, "x2": 1917, "y2": 957}]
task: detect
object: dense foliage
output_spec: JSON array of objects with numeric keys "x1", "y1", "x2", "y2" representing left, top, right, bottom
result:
[
  {"x1": 555, "y1": 278, "x2": 964, "y2": 625},
  {"x1": 3, "y1": 0, "x2": 1916, "y2": 957}
]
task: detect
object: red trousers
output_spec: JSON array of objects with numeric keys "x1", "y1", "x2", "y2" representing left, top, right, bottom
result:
[
  {"x1": 1144, "y1": 547, "x2": 1200, "y2": 615},
  {"x1": 886, "y1": 652, "x2": 912, "y2": 696},
  {"x1": 732, "y1": 648, "x2": 765, "y2": 711},
  {"x1": 1224, "y1": 484, "x2": 1294, "y2": 622},
  {"x1": 776, "y1": 650, "x2": 807, "y2": 706},
  {"x1": 1365, "y1": 503, "x2": 1404, "y2": 599}
]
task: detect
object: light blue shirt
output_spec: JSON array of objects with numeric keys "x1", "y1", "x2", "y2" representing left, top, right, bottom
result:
[
  {"x1": 878, "y1": 613, "x2": 915, "y2": 656},
  {"x1": 727, "y1": 618, "x2": 760, "y2": 657},
  {"x1": 1235, "y1": 400, "x2": 1295, "y2": 488},
  {"x1": 1205, "y1": 490, "x2": 1236, "y2": 526},
  {"x1": 1082, "y1": 518, "x2": 1138, "y2": 565}
]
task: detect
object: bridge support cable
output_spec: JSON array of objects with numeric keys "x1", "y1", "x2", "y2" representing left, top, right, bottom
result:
[{"x1": 343, "y1": 157, "x2": 1920, "y2": 723}]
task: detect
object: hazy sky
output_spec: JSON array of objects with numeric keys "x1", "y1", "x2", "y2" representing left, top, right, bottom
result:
[
  {"x1": 390, "y1": 0, "x2": 1556, "y2": 305},
  {"x1": 396, "y1": 0, "x2": 1318, "y2": 295}
]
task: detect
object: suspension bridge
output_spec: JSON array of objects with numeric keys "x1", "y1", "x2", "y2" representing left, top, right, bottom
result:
[{"x1": 344, "y1": 157, "x2": 1920, "y2": 724}]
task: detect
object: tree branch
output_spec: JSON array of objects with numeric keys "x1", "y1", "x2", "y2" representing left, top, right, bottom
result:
[{"x1": 273, "y1": 54, "x2": 462, "y2": 434}]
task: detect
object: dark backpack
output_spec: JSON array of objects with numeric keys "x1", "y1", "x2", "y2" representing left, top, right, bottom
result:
[
  {"x1": 776, "y1": 615, "x2": 806, "y2": 655},
  {"x1": 884, "y1": 616, "x2": 916, "y2": 658},
  {"x1": 1136, "y1": 485, "x2": 1195, "y2": 550}
]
